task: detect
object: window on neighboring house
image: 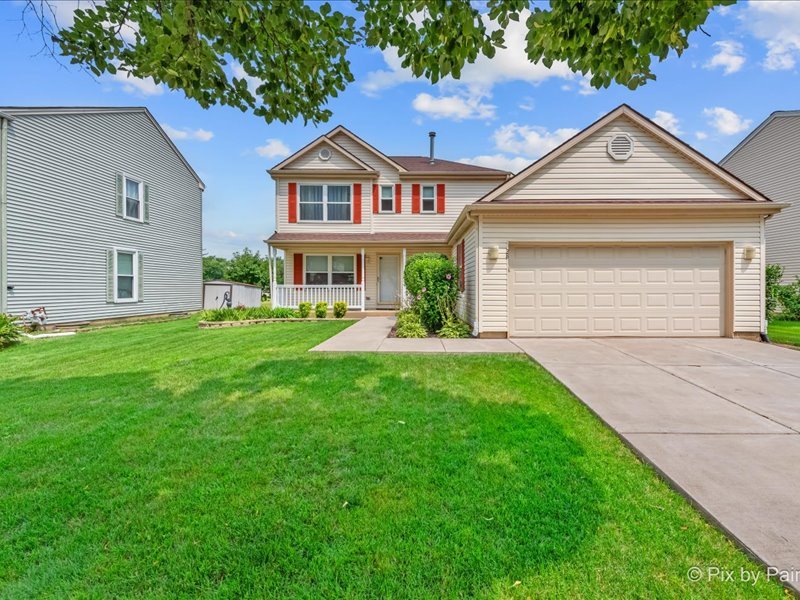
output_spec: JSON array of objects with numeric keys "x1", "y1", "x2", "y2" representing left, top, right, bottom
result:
[
  {"x1": 125, "y1": 177, "x2": 142, "y2": 220},
  {"x1": 299, "y1": 184, "x2": 352, "y2": 222},
  {"x1": 421, "y1": 185, "x2": 435, "y2": 213},
  {"x1": 380, "y1": 185, "x2": 394, "y2": 212},
  {"x1": 305, "y1": 255, "x2": 355, "y2": 285},
  {"x1": 115, "y1": 249, "x2": 137, "y2": 301}
]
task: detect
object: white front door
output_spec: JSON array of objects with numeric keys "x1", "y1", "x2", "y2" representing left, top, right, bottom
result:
[{"x1": 378, "y1": 255, "x2": 400, "y2": 305}]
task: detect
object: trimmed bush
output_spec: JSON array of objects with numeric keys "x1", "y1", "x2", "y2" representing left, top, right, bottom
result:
[
  {"x1": 403, "y1": 253, "x2": 458, "y2": 331},
  {"x1": 0, "y1": 314, "x2": 21, "y2": 349},
  {"x1": 333, "y1": 301, "x2": 347, "y2": 319},
  {"x1": 315, "y1": 302, "x2": 328, "y2": 319},
  {"x1": 298, "y1": 302, "x2": 311, "y2": 318},
  {"x1": 395, "y1": 310, "x2": 427, "y2": 338},
  {"x1": 438, "y1": 318, "x2": 471, "y2": 338},
  {"x1": 199, "y1": 306, "x2": 298, "y2": 322}
]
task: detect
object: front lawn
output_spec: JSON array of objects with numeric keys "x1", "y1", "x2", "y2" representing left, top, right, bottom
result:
[
  {"x1": 769, "y1": 320, "x2": 800, "y2": 347},
  {"x1": 0, "y1": 319, "x2": 784, "y2": 598}
]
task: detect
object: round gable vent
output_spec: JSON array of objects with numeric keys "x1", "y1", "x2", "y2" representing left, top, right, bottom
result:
[
  {"x1": 607, "y1": 133, "x2": 634, "y2": 161},
  {"x1": 318, "y1": 147, "x2": 332, "y2": 161}
]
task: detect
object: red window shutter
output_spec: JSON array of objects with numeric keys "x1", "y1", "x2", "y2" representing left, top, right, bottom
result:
[
  {"x1": 459, "y1": 240, "x2": 465, "y2": 291},
  {"x1": 436, "y1": 183, "x2": 446, "y2": 214},
  {"x1": 293, "y1": 253, "x2": 303, "y2": 285},
  {"x1": 356, "y1": 253, "x2": 363, "y2": 285},
  {"x1": 372, "y1": 184, "x2": 379, "y2": 214},
  {"x1": 353, "y1": 183, "x2": 362, "y2": 224},
  {"x1": 288, "y1": 182, "x2": 298, "y2": 223},
  {"x1": 411, "y1": 184, "x2": 420, "y2": 214},
  {"x1": 395, "y1": 183, "x2": 402, "y2": 213}
]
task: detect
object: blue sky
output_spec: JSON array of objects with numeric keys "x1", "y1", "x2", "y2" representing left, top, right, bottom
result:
[{"x1": 1, "y1": 1, "x2": 799, "y2": 257}]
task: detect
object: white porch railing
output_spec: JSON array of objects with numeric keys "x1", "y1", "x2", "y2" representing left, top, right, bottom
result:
[{"x1": 273, "y1": 285, "x2": 364, "y2": 310}]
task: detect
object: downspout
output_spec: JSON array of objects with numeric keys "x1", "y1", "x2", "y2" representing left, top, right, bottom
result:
[
  {"x1": 760, "y1": 214, "x2": 770, "y2": 343},
  {"x1": 0, "y1": 116, "x2": 8, "y2": 314}
]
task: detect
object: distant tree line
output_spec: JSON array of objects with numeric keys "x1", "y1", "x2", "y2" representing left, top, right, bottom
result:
[{"x1": 203, "y1": 248, "x2": 283, "y2": 292}]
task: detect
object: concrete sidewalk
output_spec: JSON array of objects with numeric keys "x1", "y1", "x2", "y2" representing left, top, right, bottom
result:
[
  {"x1": 310, "y1": 317, "x2": 521, "y2": 353},
  {"x1": 516, "y1": 337, "x2": 800, "y2": 591}
]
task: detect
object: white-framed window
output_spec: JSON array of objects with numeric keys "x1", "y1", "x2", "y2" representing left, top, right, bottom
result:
[
  {"x1": 114, "y1": 248, "x2": 139, "y2": 302},
  {"x1": 124, "y1": 176, "x2": 143, "y2": 221},
  {"x1": 298, "y1": 184, "x2": 352, "y2": 222},
  {"x1": 421, "y1": 185, "x2": 436, "y2": 213},
  {"x1": 380, "y1": 185, "x2": 395, "y2": 213},
  {"x1": 305, "y1": 255, "x2": 356, "y2": 285}
]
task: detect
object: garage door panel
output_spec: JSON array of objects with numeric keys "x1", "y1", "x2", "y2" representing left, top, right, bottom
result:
[{"x1": 509, "y1": 245, "x2": 724, "y2": 337}]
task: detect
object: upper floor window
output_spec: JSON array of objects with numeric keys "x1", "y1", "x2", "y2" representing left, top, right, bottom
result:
[
  {"x1": 421, "y1": 185, "x2": 436, "y2": 213},
  {"x1": 125, "y1": 177, "x2": 142, "y2": 221},
  {"x1": 380, "y1": 185, "x2": 395, "y2": 212},
  {"x1": 299, "y1": 184, "x2": 351, "y2": 222}
]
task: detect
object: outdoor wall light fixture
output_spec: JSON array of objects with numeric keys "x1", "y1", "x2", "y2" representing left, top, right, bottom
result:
[
  {"x1": 743, "y1": 245, "x2": 756, "y2": 260},
  {"x1": 488, "y1": 246, "x2": 500, "y2": 260}
]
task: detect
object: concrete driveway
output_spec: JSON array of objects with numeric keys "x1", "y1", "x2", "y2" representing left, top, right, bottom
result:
[{"x1": 514, "y1": 337, "x2": 800, "y2": 588}]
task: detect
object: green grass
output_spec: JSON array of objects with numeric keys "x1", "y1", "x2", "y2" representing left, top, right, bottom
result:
[
  {"x1": 0, "y1": 319, "x2": 786, "y2": 599},
  {"x1": 769, "y1": 320, "x2": 800, "y2": 347}
]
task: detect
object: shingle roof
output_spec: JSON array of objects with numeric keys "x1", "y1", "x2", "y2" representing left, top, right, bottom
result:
[
  {"x1": 266, "y1": 232, "x2": 449, "y2": 244},
  {"x1": 388, "y1": 156, "x2": 509, "y2": 175}
]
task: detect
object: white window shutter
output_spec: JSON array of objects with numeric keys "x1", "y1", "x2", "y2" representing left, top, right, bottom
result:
[
  {"x1": 107, "y1": 249, "x2": 115, "y2": 303},
  {"x1": 137, "y1": 253, "x2": 144, "y2": 302},
  {"x1": 143, "y1": 183, "x2": 150, "y2": 223},
  {"x1": 115, "y1": 173, "x2": 124, "y2": 217}
]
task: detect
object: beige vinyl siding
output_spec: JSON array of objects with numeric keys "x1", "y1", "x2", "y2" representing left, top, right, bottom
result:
[
  {"x1": 329, "y1": 133, "x2": 400, "y2": 183},
  {"x1": 453, "y1": 226, "x2": 477, "y2": 327},
  {"x1": 497, "y1": 116, "x2": 747, "y2": 201},
  {"x1": 721, "y1": 114, "x2": 800, "y2": 283},
  {"x1": 288, "y1": 140, "x2": 367, "y2": 170},
  {"x1": 5, "y1": 112, "x2": 202, "y2": 324},
  {"x1": 478, "y1": 216, "x2": 763, "y2": 335},
  {"x1": 284, "y1": 245, "x2": 448, "y2": 310}
]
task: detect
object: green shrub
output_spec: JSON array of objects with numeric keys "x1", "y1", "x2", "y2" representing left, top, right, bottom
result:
[
  {"x1": 0, "y1": 314, "x2": 22, "y2": 349},
  {"x1": 315, "y1": 302, "x2": 328, "y2": 319},
  {"x1": 298, "y1": 301, "x2": 311, "y2": 318},
  {"x1": 438, "y1": 318, "x2": 472, "y2": 338},
  {"x1": 269, "y1": 307, "x2": 299, "y2": 319},
  {"x1": 403, "y1": 253, "x2": 458, "y2": 331},
  {"x1": 395, "y1": 310, "x2": 427, "y2": 338},
  {"x1": 777, "y1": 277, "x2": 800, "y2": 320},
  {"x1": 333, "y1": 301, "x2": 347, "y2": 319},
  {"x1": 200, "y1": 306, "x2": 297, "y2": 322},
  {"x1": 766, "y1": 264, "x2": 784, "y2": 320}
]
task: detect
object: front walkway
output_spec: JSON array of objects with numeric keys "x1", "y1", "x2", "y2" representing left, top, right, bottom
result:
[
  {"x1": 310, "y1": 317, "x2": 521, "y2": 353},
  {"x1": 516, "y1": 337, "x2": 800, "y2": 592}
]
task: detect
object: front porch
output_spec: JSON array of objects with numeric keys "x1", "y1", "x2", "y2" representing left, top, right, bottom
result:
[{"x1": 265, "y1": 236, "x2": 450, "y2": 311}]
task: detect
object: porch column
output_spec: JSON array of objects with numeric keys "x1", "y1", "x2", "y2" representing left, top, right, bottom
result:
[
  {"x1": 401, "y1": 247, "x2": 407, "y2": 305},
  {"x1": 360, "y1": 247, "x2": 366, "y2": 311},
  {"x1": 268, "y1": 245, "x2": 275, "y2": 303}
]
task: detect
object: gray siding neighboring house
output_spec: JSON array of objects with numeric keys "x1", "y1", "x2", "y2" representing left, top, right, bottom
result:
[
  {"x1": 721, "y1": 111, "x2": 800, "y2": 283},
  {"x1": 0, "y1": 107, "x2": 204, "y2": 324}
]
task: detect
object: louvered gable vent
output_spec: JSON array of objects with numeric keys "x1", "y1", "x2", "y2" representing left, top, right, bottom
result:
[{"x1": 607, "y1": 133, "x2": 634, "y2": 161}]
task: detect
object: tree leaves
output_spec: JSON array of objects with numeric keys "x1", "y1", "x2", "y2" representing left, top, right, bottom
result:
[{"x1": 40, "y1": 0, "x2": 733, "y2": 124}]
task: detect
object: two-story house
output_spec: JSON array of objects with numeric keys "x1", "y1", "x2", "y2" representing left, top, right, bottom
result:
[
  {"x1": 268, "y1": 104, "x2": 782, "y2": 339},
  {"x1": 265, "y1": 126, "x2": 510, "y2": 311},
  {"x1": 0, "y1": 107, "x2": 204, "y2": 325}
]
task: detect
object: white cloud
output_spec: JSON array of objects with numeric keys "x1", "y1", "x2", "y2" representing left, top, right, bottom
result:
[
  {"x1": 458, "y1": 154, "x2": 530, "y2": 173},
  {"x1": 163, "y1": 124, "x2": 214, "y2": 142},
  {"x1": 705, "y1": 40, "x2": 745, "y2": 75},
  {"x1": 742, "y1": 2, "x2": 800, "y2": 71},
  {"x1": 231, "y1": 62, "x2": 265, "y2": 96},
  {"x1": 703, "y1": 107, "x2": 752, "y2": 135},
  {"x1": 652, "y1": 110, "x2": 682, "y2": 135},
  {"x1": 256, "y1": 138, "x2": 291, "y2": 158},
  {"x1": 518, "y1": 97, "x2": 535, "y2": 112},
  {"x1": 360, "y1": 9, "x2": 576, "y2": 98},
  {"x1": 111, "y1": 69, "x2": 163, "y2": 96},
  {"x1": 695, "y1": 131, "x2": 708, "y2": 141},
  {"x1": 577, "y1": 77, "x2": 597, "y2": 96},
  {"x1": 411, "y1": 92, "x2": 496, "y2": 121},
  {"x1": 493, "y1": 123, "x2": 579, "y2": 158}
]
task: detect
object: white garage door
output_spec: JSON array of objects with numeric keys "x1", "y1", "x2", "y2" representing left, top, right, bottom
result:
[{"x1": 509, "y1": 245, "x2": 724, "y2": 337}]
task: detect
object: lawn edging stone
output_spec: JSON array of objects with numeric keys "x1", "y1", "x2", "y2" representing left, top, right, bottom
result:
[{"x1": 198, "y1": 318, "x2": 356, "y2": 329}]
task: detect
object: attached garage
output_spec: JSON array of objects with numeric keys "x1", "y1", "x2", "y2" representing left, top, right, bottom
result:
[{"x1": 508, "y1": 245, "x2": 728, "y2": 337}]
